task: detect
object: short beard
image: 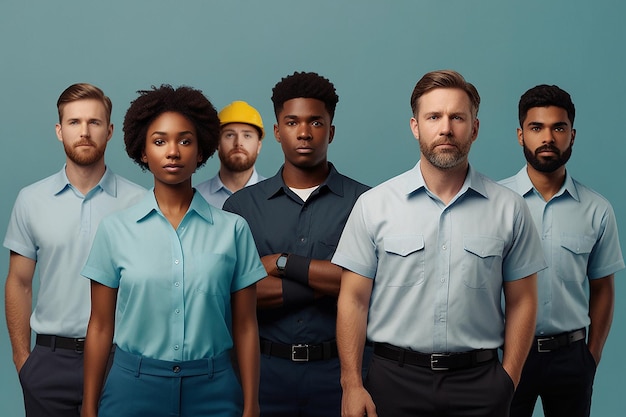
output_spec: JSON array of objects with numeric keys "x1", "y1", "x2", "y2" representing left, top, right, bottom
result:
[
  {"x1": 219, "y1": 149, "x2": 256, "y2": 172},
  {"x1": 420, "y1": 138, "x2": 470, "y2": 170},
  {"x1": 64, "y1": 140, "x2": 106, "y2": 166},
  {"x1": 523, "y1": 142, "x2": 572, "y2": 173}
]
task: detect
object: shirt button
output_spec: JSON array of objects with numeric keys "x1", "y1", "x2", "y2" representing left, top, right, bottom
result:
[
  {"x1": 174, "y1": 259, "x2": 180, "y2": 265},
  {"x1": 442, "y1": 245, "x2": 446, "y2": 250},
  {"x1": 174, "y1": 282, "x2": 180, "y2": 287},
  {"x1": 173, "y1": 365, "x2": 181, "y2": 373},
  {"x1": 174, "y1": 345, "x2": 179, "y2": 350},
  {"x1": 175, "y1": 309, "x2": 180, "y2": 314}
]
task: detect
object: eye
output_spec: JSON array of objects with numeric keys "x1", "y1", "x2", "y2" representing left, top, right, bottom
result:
[
  {"x1": 153, "y1": 139, "x2": 165, "y2": 146},
  {"x1": 286, "y1": 121, "x2": 297, "y2": 126},
  {"x1": 312, "y1": 121, "x2": 323, "y2": 127},
  {"x1": 180, "y1": 138, "x2": 192, "y2": 145},
  {"x1": 530, "y1": 127, "x2": 540, "y2": 132},
  {"x1": 554, "y1": 127, "x2": 565, "y2": 132},
  {"x1": 90, "y1": 120, "x2": 101, "y2": 126}
]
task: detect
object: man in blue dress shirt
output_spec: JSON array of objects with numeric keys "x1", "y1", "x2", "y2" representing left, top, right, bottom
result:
[
  {"x1": 333, "y1": 70, "x2": 546, "y2": 417},
  {"x1": 3, "y1": 83, "x2": 145, "y2": 417},
  {"x1": 500, "y1": 84, "x2": 624, "y2": 417},
  {"x1": 224, "y1": 71, "x2": 370, "y2": 417}
]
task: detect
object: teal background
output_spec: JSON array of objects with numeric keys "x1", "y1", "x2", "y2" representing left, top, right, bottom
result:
[{"x1": 1, "y1": 1, "x2": 624, "y2": 415}]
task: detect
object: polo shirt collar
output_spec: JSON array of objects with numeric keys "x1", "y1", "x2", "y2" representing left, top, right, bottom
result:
[{"x1": 266, "y1": 162, "x2": 344, "y2": 199}]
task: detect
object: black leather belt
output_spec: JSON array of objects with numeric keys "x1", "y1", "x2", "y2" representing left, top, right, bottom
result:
[
  {"x1": 373, "y1": 343, "x2": 497, "y2": 371},
  {"x1": 260, "y1": 339, "x2": 338, "y2": 362},
  {"x1": 36, "y1": 334, "x2": 85, "y2": 352},
  {"x1": 536, "y1": 328, "x2": 586, "y2": 352}
]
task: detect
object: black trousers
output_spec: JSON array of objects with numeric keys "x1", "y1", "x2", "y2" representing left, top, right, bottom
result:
[
  {"x1": 365, "y1": 353, "x2": 515, "y2": 417},
  {"x1": 510, "y1": 339, "x2": 596, "y2": 417}
]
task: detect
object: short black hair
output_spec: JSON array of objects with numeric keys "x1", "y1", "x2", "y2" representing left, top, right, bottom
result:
[
  {"x1": 123, "y1": 85, "x2": 220, "y2": 170},
  {"x1": 518, "y1": 84, "x2": 575, "y2": 127},
  {"x1": 271, "y1": 71, "x2": 339, "y2": 121}
]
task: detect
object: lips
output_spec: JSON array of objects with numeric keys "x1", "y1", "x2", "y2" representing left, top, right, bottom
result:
[{"x1": 164, "y1": 164, "x2": 183, "y2": 172}]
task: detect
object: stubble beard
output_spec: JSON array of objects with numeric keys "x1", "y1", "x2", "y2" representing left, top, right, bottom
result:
[{"x1": 219, "y1": 149, "x2": 256, "y2": 172}]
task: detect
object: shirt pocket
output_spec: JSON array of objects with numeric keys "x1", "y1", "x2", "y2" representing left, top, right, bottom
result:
[
  {"x1": 462, "y1": 236, "x2": 504, "y2": 289},
  {"x1": 558, "y1": 234, "x2": 595, "y2": 282},
  {"x1": 382, "y1": 235, "x2": 425, "y2": 287}
]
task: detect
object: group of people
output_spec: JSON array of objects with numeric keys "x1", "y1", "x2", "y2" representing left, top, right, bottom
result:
[{"x1": 3, "y1": 69, "x2": 623, "y2": 417}]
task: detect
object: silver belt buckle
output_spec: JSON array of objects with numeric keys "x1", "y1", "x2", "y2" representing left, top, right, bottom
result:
[
  {"x1": 536, "y1": 337, "x2": 553, "y2": 352},
  {"x1": 430, "y1": 353, "x2": 450, "y2": 371},
  {"x1": 292, "y1": 344, "x2": 310, "y2": 362}
]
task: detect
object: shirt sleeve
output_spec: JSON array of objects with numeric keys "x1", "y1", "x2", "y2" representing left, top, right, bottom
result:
[
  {"x1": 587, "y1": 204, "x2": 625, "y2": 279},
  {"x1": 81, "y1": 219, "x2": 121, "y2": 288},
  {"x1": 331, "y1": 196, "x2": 378, "y2": 279},
  {"x1": 3, "y1": 191, "x2": 37, "y2": 260},
  {"x1": 230, "y1": 216, "x2": 266, "y2": 292}
]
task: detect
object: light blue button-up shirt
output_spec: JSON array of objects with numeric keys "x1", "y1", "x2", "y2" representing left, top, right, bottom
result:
[
  {"x1": 81, "y1": 190, "x2": 266, "y2": 361},
  {"x1": 195, "y1": 168, "x2": 265, "y2": 208},
  {"x1": 500, "y1": 167, "x2": 624, "y2": 335},
  {"x1": 3, "y1": 167, "x2": 145, "y2": 338},
  {"x1": 332, "y1": 162, "x2": 546, "y2": 353}
]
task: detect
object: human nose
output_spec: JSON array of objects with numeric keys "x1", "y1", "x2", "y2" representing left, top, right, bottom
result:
[
  {"x1": 297, "y1": 123, "x2": 312, "y2": 140},
  {"x1": 80, "y1": 122, "x2": 90, "y2": 138},
  {"x1": 542, "y1": 129, "x2": 556, "y2": 143},
  {"x1": 166, "y1": 143, "x2": 180, "y2": 159},
  {"x1": 439, "y1": 117, "x2": 452, "y2": 136}
]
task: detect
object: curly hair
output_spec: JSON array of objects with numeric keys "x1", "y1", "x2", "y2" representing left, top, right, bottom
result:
[
  {"x1": 410, "y1": 70, "x2": 480, "y2": 119},
  {"x1": 123, "y1": 85, "x2": 220, "y2": 170},
  {"x1": 271, "y1": 71, "x2": 339, "y2": 121},
  {"x1": 518, "y1": 84, "x2": 575, "y2": 127}
]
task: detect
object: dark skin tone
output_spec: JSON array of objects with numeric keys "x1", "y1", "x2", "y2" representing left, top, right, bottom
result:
[{"x1": 256, "y1": 98, "x2": 341, "y2": 309}]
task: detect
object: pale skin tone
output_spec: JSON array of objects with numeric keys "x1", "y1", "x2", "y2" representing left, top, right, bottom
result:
[
  {"x1": 82, "y1": 112, "x2": 259, "y2": 417},
  {"x1": 256, "y1": 98, "x2": 340, "y2": 309},
  {"x1": 519, "y1": 105, "x2": 613, "y2": 364},
  {"x1": 217, "y1": 122, "x2": 263, "y2": 193},
  {"x1": 5, "y1": 99, "x2": 112, "y2": 373},
  {"x1": 337, "y1": 88, "x2": 538, "y2": 417}
]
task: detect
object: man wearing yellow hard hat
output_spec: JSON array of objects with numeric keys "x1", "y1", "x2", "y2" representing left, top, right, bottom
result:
[{"x1": 196, "y1": 100, "x2": 266, "y2": 207}]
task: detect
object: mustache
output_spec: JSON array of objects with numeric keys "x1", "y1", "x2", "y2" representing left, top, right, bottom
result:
[
  {"x1": 534, "y1": 144, "x2": 560, "y2": 156},
  {"x1": 74, "y1": 139, "x2": 96, "y2": 147}
]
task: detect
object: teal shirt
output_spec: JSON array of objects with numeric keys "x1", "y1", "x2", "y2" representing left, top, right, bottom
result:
[
  {"x1": 500, "y1": 167, "x2": 625, "y2": 335},
  {"x1": 333, "y1": 162, "x2": 546, "y2": 353},
  {"x1": 82, "y1": 190, "x2": 266, "y2": 361},
  {"x1": 4, "y1": 167, "x2": 145, "y2": 338}
]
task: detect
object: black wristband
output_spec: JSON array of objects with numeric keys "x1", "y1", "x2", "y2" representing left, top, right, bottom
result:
[
  {"x1": 282, "y1": 279, "x2": 314, "y2": 308},
  {"x1": 284, "y1": 254, "x2": 311, "y2": 286}
]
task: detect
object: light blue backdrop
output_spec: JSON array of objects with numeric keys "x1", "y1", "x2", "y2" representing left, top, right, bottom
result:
[{"x1": 1, "y1": 1, "x2": 624, "y2": 416}]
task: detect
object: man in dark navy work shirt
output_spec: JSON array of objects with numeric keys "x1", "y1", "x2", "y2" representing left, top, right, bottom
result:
[{"x1": 223, "y1": 71, "x2": 370, "y2": 417}]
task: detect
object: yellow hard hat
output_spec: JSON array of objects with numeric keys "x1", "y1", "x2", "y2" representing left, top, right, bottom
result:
[{"x1": 218, "y1": 100, "x2": 264, "y2": 139}]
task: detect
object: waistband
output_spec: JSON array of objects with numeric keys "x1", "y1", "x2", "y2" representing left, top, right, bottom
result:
[
  {"x1": 535, "y1": 328, "x2": 586, "y2": 352},
  {"x1": 373, "y1": 342, "x2": 497, "y2": 371},
  {"x1": 260, "y1": 338, "x2": 338, "y2": 362},
  {"x1": 113, "y1": 348, "x2": 232, "y2": 377},
  {"x1": 36, "y1": 334, "x2": 85, "y2": 352}
]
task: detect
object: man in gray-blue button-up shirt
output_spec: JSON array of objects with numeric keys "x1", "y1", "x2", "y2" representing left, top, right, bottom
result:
[
  {"x1": 333, "y1": 70, "x2": 546, "y2": 417},
  {"x1": 500, "y1": 84, "x2": 624, "y2": 417}
]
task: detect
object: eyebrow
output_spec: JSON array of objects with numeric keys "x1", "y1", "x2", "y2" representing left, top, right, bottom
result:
[
  {"x1": 150, "y1": 130, "x2": 195, "y2": 136},
  {"x1": 527, "y1": 121, "x2": 569, "y2": 127}
]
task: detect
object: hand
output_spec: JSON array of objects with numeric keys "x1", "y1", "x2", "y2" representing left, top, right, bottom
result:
[
  {"x1": 13, "y1": 351, "x2": 29, "y2": 374},
  {"x1": 501, "y1": 363, "x2": 520, "y2": 389},
  {"x1": 342, "y1": 386, "x2": 377, "y2": 417}
]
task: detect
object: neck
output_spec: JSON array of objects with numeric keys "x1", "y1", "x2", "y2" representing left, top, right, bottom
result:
[
  {"x1": 282, "y1": 160, "x2": 330, "y2": 189},
  {"x1": 526, "y1": 164, "x2": 566, "y2": 201},
  {"x1": 419, "y1": 160, "x2": 468, "y2": 205},
  {"x1": 64, "y1": 159, "x2": 107, "y2": 195},
  {"x1": 153, "y1": 180, "x2": 194, "y2": 229},
  {"x1": 218, "y1": 166, "x2": 254, "y2": 193}
]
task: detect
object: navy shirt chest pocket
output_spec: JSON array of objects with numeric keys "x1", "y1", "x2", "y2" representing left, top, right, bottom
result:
[
  {"x1": 382, "y1": 235, "x2": 425, "y2": 287},
  {"x1": 558, "y1": 234, "x2": 595, "y2": 282},
  {"x1": 462, "y1": 236, "x2": 504, "y2": 289}
]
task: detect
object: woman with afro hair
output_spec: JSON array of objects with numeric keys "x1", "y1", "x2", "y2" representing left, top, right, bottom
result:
[{"x1": 81, "y1": 85, "x2": 265, "y2": 417}]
